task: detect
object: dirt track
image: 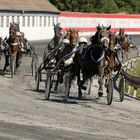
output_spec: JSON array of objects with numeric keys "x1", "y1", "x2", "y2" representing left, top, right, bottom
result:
[{"x1": 0, "y1": 39, "x2": 140, "y2": 140}]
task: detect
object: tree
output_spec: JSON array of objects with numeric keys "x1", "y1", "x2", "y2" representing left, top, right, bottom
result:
[{"x1": 49, "y1": 0, "x2": 140, "y2": 14}]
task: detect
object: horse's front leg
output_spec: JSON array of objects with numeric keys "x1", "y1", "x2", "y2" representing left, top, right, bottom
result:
[
  {"x1": 3, "y1": 54, "x2": 9, "y2": 75},
  {"x1": 87, "y1": 77, "x2": 93, "y2": 95},
  {"x1": 77, "y1": 69, "x2": 83, "y2": 99},
  {"x1": 16, "y1": 52, "x2": 22, "y2": 69},
  {"x1": 54, "y1": 73, "x2": 59, "y2": 91},
  {"x1": 98, "y1": 60, "x2": 105, "y2": 97}
]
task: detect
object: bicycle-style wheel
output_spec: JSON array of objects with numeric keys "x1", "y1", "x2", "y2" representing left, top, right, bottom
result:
[
  {"x1": 45, "y1": 72, "x2": 52, "y2": 100},
  {"x1": 107, "y1": 78, "x2": 113, "y2": 105}
]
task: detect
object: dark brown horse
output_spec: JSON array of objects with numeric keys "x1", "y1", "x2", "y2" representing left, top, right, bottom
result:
[
  {"x1": 3, "y1": 22, "x2": 22, "y2": 77},
  {"x1": 73, "y1": 24, "x2": 114, "y2": 98}
]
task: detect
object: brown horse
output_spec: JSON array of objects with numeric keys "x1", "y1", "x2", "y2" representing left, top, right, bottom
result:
[
  {"x1": 65, "y1": 29, "x2": 79, "y2": 45},
  {"x1": 117, "y1": 28, "x2": 130, "y2": 61},
  {"x1": 3, "y1": 22, "x2": 22, "y2": 77},
  {"x1": 53, "y1": 29, "x2": 79, "y2": 91}
]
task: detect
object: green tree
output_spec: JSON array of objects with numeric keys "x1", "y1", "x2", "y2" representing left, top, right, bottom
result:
[{"x1": 49, "y1": 0, "x2": 140, "y2": 14}]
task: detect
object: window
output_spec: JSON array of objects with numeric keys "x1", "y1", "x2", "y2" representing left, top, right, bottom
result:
[
  {"x1": 32, "y1": 16, "x2": 35, "y2": 27},
  {"x1": 48, "y1": 16, "x2": 50, "y2": 27},
  {"x1": 56, "y1": 17, "x2": 58, "y2": 24},
  {"x1": 22, "y1": 16, "x2": 25, "y2": 27},
  {"x1": 12, "y1": 16, "x2": 14, "y2": 22},
  {"x1": 52, "y1": 17, "x2": 55, "y2": 25},
  {"x1": 6, "y1": 16, "x2": 9, "y2": 27},
  {"x1": 0, "y1": 16, "x2": 4, "y2": 27},
  {"x1": 44, "y1": 16, "x2": 46, "y2": 26},
  {"x1": 39, "y1": 16, "x2": 42, "y2": 26},
  {"x1": 36, "y1": 16, "x2": 38, "y2": 26},
  {"x1": 17, "y1": 16, "x2": 20, "y2": 24},
  {"x1": 27, "y1": 16, "x2": 30, "y2": 27}
]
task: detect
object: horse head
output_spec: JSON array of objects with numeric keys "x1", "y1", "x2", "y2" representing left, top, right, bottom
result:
[
  {"x1": 9, "y1": 22, "x2": 20, "y2": 38},
  {"x1": 97, "y1": 24, "x2": 111, "y2": 48},
  {"x1": 53, "y1": 23, "x2": 62, "y2": 34},
  {"x1": 69, "y1": 29, "x2": 79, "y2": 46},
  {"x1": 119, "y1": 28, "x2": 125, "y2": 37}
]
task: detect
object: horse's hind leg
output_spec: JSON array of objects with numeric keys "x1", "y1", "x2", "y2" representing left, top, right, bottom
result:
[
  {"x1": 98, "y1": 77, "x2": 103, "y2": 97},
  {"x1": 98, "y1": 61, "x2": 104, "y2": 97},
  {"x1": 135, "y1": 46, "x2": 139, "y2": 56},
  {"x1": 87, "y1": 77, "x2": 93, "y2": 95},
  {"x1": 77, "y1": 71, "x2": 83, "y2": 99}
]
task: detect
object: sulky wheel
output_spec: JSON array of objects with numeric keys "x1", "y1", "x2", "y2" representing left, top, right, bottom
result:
[
  {"x1": 45, "y1": 71, "x2": 52, "y2": 100},
  {"x1": 106, "y1": 78, "x2": 113, "y2": 105},
  {"x1": 31, "y1": 55, "x2": 38, "y2": 76},
  {"x1": 118, "y1": 77, "x2": 125, "y2": 102}
]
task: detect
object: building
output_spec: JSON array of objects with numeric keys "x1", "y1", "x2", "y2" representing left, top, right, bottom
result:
[
  {"x1": 0, "y1": 0, "x2": 60, "y2": 40},
  {"x1": 0, "y1": 1, "x2": 140, "y2": 41}
]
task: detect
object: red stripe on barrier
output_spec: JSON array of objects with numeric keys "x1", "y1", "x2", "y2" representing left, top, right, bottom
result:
[
  {"x1": 61, "y1": 12, "x2": 140, "y2": 19},
  {"x1": 62, "y1": 28, "x2": 140, "y2": 32}
]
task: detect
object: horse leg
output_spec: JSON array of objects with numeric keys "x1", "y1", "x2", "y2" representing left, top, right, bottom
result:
[
  {"x1": 98, "y1": 77, "x2": 104, "y2": 97},
  {"x1": 121, "y1": 50, "x2": 124, "y2": 62},
  {"x1": 135, "y1": 46, "x2": 139, "y2": 56},
  {"x1": 54, "y1": 74, "x2": 59, "y2": 91},
  {"x1": 87, "y1": 77, "x2": 93, "y2": 95},
  {"x1": 126, "y1": 49, "x2": 129, "y2": 60},
  {"x1": 16, "y1": 53, "x2": 20, "y2": 69},
  {"x1": 3, "y1": 54, "x2": 9, "y2": 75},
  {"x1": 98, "y1": 61, "x2": 104, "y2": 97},
  {"x1": 16, "y1": 52, "x2": 22, "y2": 68},
  {"x1": 76, "y1": 68, "x2": 83, "y2": 99},
  {"x1": 77, "y1": 74, "x2": 82, "y2": 99}
]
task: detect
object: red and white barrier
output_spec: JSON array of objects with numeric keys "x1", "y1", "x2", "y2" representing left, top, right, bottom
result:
[{"x1": 60, "y1": 12, "x2": 140, "y2": 35}]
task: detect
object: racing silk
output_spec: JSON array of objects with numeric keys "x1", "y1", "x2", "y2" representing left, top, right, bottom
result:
[{"x1": 64, "y1": 44, "x2": 79, "y2": 66}]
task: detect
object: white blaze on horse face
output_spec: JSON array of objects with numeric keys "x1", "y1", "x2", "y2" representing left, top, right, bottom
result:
[{"x1": 101, "y1": 37, "x2": 109, "y2": 47}]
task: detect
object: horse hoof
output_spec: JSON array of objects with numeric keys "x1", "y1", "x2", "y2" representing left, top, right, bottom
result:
[
  {"x1": 81, "y1": 85, "x2": 87, "y2": 90},
  {"x1": 54, "y1": 87, "x2": 58, "y2": 91},
  {"x1": 98, "y1": 92, "x2": 103, "y2": 97},
  {"x1": 78, "y1": 94, "x2": 82, "y2": 99}
]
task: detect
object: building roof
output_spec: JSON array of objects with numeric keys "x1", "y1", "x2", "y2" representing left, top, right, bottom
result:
[{"x1": 0, "y1": 0, "x2": 60, "y2": 14}]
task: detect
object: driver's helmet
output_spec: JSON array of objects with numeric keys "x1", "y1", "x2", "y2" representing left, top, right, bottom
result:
[
  {"x1": 79, "y1": 37, "x2": 88, "y2": 43},
  {"x1": 62, "y1": 39, "x2": 70, "y2": 44}
]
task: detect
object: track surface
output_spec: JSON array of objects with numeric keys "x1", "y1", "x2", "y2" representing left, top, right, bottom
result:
[{"x1": 0, "y1": 36, "x2": 140, "y2": 140}]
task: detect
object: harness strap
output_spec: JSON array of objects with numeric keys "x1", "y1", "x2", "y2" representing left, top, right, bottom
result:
[{"x1": 11, "y1": 42, "x2": 19, "y2": 46}]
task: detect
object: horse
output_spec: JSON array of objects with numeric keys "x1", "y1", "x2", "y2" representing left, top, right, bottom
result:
[
  {"x1": 116, "y1": 28, "x2": 131, "y2": 62},
  {"x1": 3, "y1": 22, "x2": 22, "y2": 77},
  {"x1": 73, "y1": 24, "x2": 114, "y2": 99},
  {"x1": 47, "y1": 23, "x2": 63, "y2": 53},
  {"x1": 66, "y1": 29, "x2": 79, "y2": 46},
  {"x1": 53, "y1": 29, "x2": 79, "y2": 92}
]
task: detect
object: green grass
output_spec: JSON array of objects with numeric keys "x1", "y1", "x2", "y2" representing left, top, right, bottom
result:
[
  {"x1": 128, "y1": 60, "x2": 140, "y2": 77},
  {"x1": 126, "y1": 60, "x2": 140, "y2": 98}
]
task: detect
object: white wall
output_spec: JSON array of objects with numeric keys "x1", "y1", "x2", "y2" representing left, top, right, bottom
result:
[{"x1": 0, "y1": 13, "x2": 59, "y2": 41}]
